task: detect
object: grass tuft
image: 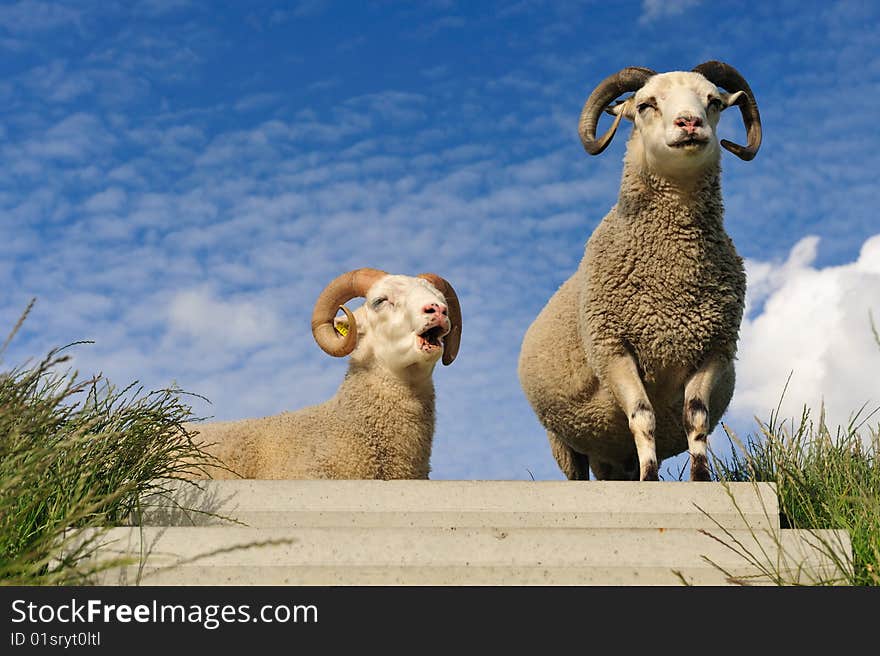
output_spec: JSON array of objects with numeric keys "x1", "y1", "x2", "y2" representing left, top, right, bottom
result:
[
  {"x1": 713, "y1": 402, "x2": 879, "y2": 585},
  {"x1": 0, "y1": 302, "x2": 220, "y2": 585},
  {"x1": 707, "y1": 315, "x2": 880, "y2": 585}
]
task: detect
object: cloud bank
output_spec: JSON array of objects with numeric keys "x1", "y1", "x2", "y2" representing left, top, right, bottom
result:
[{"x1": 734, "y1": 235, "x2": 880, "y2": 435}]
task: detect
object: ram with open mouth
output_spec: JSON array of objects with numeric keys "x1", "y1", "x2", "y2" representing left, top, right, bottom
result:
[
  {"x1": 186, "y1": 268, "x2": 463, "y2": 481},
  {"x1": 417, "y1": 324, "x2": 449, "y2": 352}
]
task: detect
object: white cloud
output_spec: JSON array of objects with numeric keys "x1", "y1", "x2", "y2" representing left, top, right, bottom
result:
[
  {"x1": 640, "y1": 0, "x2": 702, "y2": 24},
  {"x1": 234, "y1": 93, "x2": 282, "y2": 113},
  {"x1": 167, "y1": 287, "x2": 282, "y2": 349},
  {"x1": 291, "y1": 0, "x2": 329, "y2": 18},
  {"x1": 83, "y1": 187, "x2": 127, "y2": 213},
  {"x1": 734, "y1": 234, "x2": 880, "y2": 435},
  {"x1": 0, "y1": 1, "x2": 82, "y2": 35},
  {"x1": 23, "y1": 113, "x2": 114, "y2": 162},
  {"x1": 134, "y1": 0, "x2": 193, "y2": 17}
]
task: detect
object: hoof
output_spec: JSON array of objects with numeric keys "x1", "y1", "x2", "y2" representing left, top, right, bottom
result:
[
  {"x1": 690, "y1": 454, "x2": 711, "y2": 481},
  {"x1": 640, "y1": 462, "x2": 659, "y2": 481}
]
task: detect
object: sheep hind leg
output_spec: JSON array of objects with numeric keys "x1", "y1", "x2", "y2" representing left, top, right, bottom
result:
[
  {"x1": 548, "y1": 431, "x2": 590, "y2": 480},
  {"x1": 591, "y1": 455, "x2": 638, "y2": 481}
]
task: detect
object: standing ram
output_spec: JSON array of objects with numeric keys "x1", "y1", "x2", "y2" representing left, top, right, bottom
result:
[
  {"x1": 190, "y1": 268, "x2": 462, "y2": 480},
  {"x1": 518, "y1": 61, "x2": 761, "y2": 481}
]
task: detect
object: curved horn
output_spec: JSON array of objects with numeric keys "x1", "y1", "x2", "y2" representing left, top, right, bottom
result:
[
  {"x1": 418, "y1": 273, "x2": 462, "y2": 366},
  {"x1": 692, "y1": 60, "x2": 762, "y2": 161},
  {"x1": 578, "y1": 66, "x2": 656, "y2": 155},
  {"x1": 311, "y1": 268, "x2": 387, "y2": 357}
]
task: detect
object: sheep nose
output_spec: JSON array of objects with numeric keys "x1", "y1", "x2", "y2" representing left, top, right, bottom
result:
[
  {"x1": 422, "y1": 303, "x2": 448, "y2": 316},
  {"x1": 674, "y1": 114, "x2": 703, "y2": 133}
]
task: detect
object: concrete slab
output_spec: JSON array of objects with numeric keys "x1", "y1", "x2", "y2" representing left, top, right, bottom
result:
[
  {"x1": 87, "y1": 525, "x2": 850, "y2": 586},
  {"x1": 132, "y1": 480, "x2": 780, "y2": 530}
]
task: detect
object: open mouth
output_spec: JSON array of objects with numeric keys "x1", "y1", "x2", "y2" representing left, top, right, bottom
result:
[{"x1": 417, "y1": 325, "x2": 447, "y2": 351}]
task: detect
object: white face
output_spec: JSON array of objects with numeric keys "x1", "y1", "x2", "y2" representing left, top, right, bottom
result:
[
  {"x1": 336, "y1": 275, "x2": 451, "y2": 379},
  {"x1": 612, "y1": 71, "x2": 743, "y2": 178}
]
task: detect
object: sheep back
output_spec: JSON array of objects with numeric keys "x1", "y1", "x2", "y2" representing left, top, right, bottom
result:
[{"x1": 188, "y1": 365, "x2": 436, "y2": 480}]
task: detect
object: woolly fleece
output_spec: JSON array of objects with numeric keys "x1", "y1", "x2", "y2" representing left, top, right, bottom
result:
[
  {"x1": 518, "y1": 136, "x2": 746, "y2": 479},
  {"x1": 191, "y1": 362, "x2": 435, "y2": 480}
]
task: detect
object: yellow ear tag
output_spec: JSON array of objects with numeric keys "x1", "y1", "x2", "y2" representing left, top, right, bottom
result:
[{"x1": 335, "y1": 320, "x2": 349, "y2": 337}]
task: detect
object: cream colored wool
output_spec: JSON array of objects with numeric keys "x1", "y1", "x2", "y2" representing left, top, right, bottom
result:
[
  {"x1": 519, "y1": 70, "x2": 751, "y2": 481},
  {"x1": 518, "y1": 164, "x2": 745, "y2": 478},
  {"x1": 193, "y1": 363, "x2": 435, "y2": 479}
]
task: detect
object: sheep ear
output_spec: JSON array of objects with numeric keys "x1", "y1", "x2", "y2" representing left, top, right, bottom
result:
[
  {"x1": 722, "y1": 90, "x2": 745, "y2": 109},
  {"x1": 605, "y1": 97, "x2": 635, "y2": 121},
  {"x1": 333, "y1": 309, "x2": 353, "y2": 338}
]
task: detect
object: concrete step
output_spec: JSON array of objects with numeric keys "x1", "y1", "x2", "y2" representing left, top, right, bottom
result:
[
  {"x1": 133, "y1": 480, "x2": 781, "y2": 530},
  {"x1": 88, "y1": 525, "x2": 850, "y2": 586}
]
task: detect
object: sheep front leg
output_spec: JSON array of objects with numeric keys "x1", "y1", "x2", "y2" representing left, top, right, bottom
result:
[
  {"x1": 683, "y1": 353, "x2": 733, "y2": 481},
  {"x1": 605, "y1": 354, "x2": 658, "y2": 481}
]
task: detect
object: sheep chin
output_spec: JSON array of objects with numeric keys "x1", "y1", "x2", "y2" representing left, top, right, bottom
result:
[{"x1": 416, "y1": 333, "x2": 444, "y2": 354}]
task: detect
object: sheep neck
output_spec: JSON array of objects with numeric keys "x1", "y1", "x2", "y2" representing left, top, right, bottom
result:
[
  {"x1": 618, "y1": 140, "x2": 725, "y2": 231},
  {"x1": 340, "y1": 360, "x2": 436, "y2": 401},
  {"x1": 332, "y1": 362, "x2": 436, "y2": 477}
]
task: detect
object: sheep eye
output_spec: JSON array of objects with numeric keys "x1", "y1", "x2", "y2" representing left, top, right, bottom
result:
[
  {"x1": 371, "y1": 296, "x2": 389, "y2": 309},
  {"x1": 708, "y1": 97, "x2": 723, "y2": 110},
  {"x1": 637, "y1": 101, "x2": 656, "y2": 114}
]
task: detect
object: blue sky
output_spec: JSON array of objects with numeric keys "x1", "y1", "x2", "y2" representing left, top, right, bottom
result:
[{"x1": 1, "y1": 0, "x2": 878, "y2": 480}]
